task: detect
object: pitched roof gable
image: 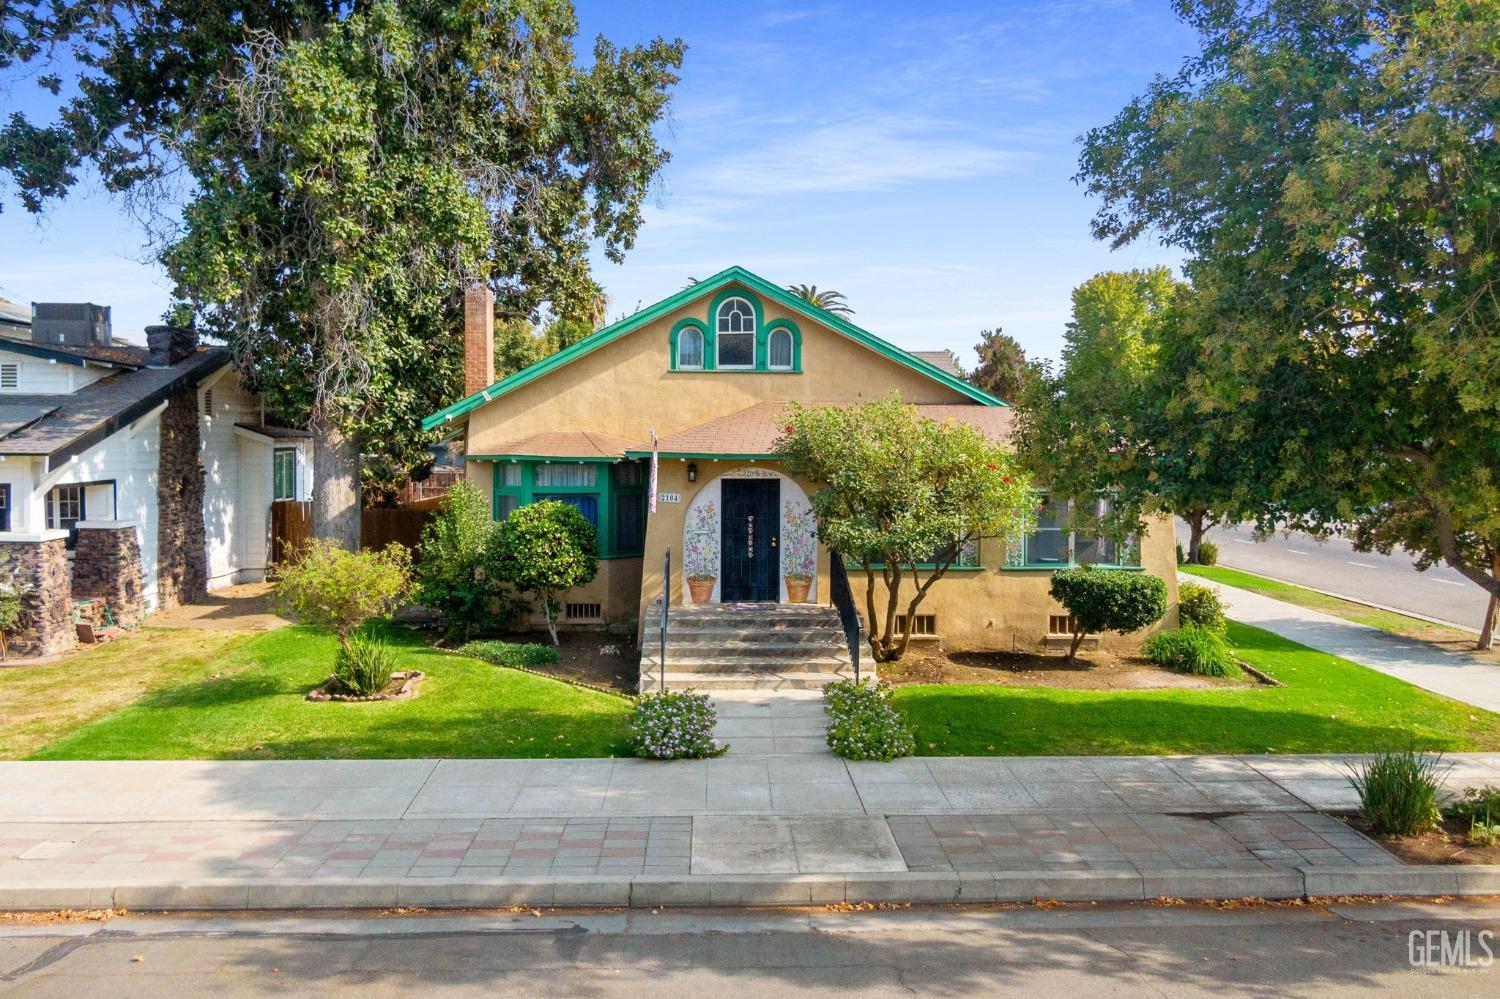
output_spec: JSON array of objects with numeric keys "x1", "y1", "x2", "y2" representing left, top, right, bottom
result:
[{"x1": 422, "y1": 266, "x2": 1005, "y2": 431}]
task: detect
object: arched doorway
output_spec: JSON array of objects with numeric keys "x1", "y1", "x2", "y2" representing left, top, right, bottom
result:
[{"x1": 681, "y1": 469, "x2": 817, "y2": 604}]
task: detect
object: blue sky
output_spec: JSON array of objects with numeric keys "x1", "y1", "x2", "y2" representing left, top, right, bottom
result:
[{"x1": 0, "y1": 1, "x2": 1194, "y2": 365}]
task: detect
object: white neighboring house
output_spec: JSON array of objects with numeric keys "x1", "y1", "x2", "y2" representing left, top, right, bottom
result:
[{"x1": 0, "y1": 312, "x2": 310, "y2": 647}]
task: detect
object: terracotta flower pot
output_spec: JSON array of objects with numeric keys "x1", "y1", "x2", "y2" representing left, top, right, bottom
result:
[
  {"x1": 687, "y1": 578, "x2": 716, "y2": 604},
  {"x1": 784, "y1": 577, "x2": 812, "y2": 604}
]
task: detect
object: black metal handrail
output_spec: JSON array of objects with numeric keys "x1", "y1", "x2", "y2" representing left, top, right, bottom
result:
[
  {"x1": 828, "y1": 552, "x2": 862, "y2": 683},
  {"x1": 658, "y1": 547, "x2": 669, "y2": 692}
]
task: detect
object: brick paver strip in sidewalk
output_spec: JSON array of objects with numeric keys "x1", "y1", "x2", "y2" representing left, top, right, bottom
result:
[
  {"x1": 2, "y1": 810, "x2": 1399, "y2": 889},
  {"x1": 885, "y1": 811, "x2": 1399, "y2": 874},
  {"x1": 1, "y1": 817, "x2": 693, "y2": 881}
]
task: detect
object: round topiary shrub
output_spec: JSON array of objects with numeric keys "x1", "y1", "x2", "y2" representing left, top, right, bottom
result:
[
  {"x1": 1049, "y1": 566, "x2": 1169, "y2": 661},
  {"x1": 822, "y1": 679, "x2": 916, "y2": 761},
  {"x1": 1143, "y1": 624, "x2": 1240, "y2": 677},
  {"x1": 629, "y1": 690, "x2": 726, "y2": 759},
  {"x1": 1177, "y1": 581, "x2": 1227, "y2": 633}
]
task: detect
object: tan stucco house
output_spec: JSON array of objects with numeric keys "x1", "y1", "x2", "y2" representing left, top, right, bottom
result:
[{"x1": 424, "y1": 266, "x2": 1177, "y2": 687}]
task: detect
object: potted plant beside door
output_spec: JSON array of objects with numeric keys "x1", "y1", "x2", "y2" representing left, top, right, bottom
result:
[
  {"x1": 782, "y1": 501, "x2": 817, "y2": 603},
  {"x1": 684, "y1": 501, "x2": 718, "y2": 603}
]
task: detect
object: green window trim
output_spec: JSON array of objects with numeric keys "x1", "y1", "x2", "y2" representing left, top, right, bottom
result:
[
  {"x1": 490, "y1": 458, "x2": 646, "y2": 558},
  {"x1": 1001, "y1": 494, "x2": 1143, "y2": 570},
  {"x1": 669, "y1": 318, "x2": 711, "y2": 371},
  {"x1": 666, "y1": 292, "x2": 802, "y2": 374}
]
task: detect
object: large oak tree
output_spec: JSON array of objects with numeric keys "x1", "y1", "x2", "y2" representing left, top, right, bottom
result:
[
  {"x1": 1, "y1": 1, "x2": 682, "y2": 547},
  {"x1": 1076, "y1": 0, "x2": 1500, "y2": 633}
]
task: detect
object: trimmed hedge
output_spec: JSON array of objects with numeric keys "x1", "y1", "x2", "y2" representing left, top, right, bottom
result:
[{"x1": 457, "y1": 640, "x2": 560, "y2": 668}]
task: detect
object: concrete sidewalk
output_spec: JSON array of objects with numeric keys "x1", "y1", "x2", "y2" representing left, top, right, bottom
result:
[
  {"x1": 1201, "y1": 577, "x2": 1500, "y2": 713},
  {"x1": 5, "y1": 749, "x2": 1500, "y2": 909}
]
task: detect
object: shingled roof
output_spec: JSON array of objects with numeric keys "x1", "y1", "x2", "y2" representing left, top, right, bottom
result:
[
  {"x1": 624, "y1": 401, "x2": 1014, "y2": 459},
  {"x1": 0, "y1": 332, "x2": 150, "y2": 368},
  {"x1": 910, "y1": 350, "x2": 964, "y2": 378},
  {"x1": 0, "y1": 348, "x2": 230, "y2": 471},
  {"x1": 474, "y1": 430, "x2": 645, "y2": 461}
]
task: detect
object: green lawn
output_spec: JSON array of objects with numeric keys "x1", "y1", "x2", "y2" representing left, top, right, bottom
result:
[
  {"x1": 28, "y1": 625, "x2": 633, "y2": 760},
  {"x1": 1180, "y1": 564, "x2": 1495, "y2": 661},
  {"x1": 893, "y1": 621, "x2": 1500, "y2": 756}
]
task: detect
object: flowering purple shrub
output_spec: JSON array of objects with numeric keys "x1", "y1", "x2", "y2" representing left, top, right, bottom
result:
[
  {"x1": 629, "y1": 689, "x2": 726, "y2": 759},
  {"x1": 822, "y1": 679, "x2": 915, "y2": 761}
]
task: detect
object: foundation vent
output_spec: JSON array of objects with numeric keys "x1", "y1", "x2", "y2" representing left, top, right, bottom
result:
[
  {"x1": 896, "y1": 613, "x2": 937, "y2": 637},
  {"x1": 566, "y1": 602, "x2": 602, "y2": 622},
  {"x1": 1048, "y1": 614, "x2": 1078, "y2": 635}
]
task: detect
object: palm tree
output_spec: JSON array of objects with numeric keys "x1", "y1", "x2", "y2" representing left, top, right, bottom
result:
[{"x1": 787, "y1": 283, "x2": 853, "y2": 317}]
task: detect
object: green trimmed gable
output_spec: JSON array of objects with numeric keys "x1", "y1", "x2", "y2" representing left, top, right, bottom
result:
[{"x1": 423, "y1": 265, "x2": 1004, "y2": 431}]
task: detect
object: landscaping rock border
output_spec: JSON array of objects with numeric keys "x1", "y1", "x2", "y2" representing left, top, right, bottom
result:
[{"x1": 306, "y1": 669, "x2": 424, "y2": 703}]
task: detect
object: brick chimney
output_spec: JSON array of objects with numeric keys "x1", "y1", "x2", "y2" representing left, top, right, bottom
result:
[
  {"x1": 463, "y1": 283, "x2": 495, "y2": 397},
  {"x1": 144, "y1": 324, "x2": 199, "y2": 368}
]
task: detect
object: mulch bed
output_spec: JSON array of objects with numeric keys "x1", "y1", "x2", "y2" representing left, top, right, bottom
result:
[
  {"x1": 307, "y1": 669, "x2": 424, "y2": 702},
  {"x1": 879, "y1": 647, "x2": 1258, "y2": 691},
  {"x1": 1346, "y1": 814, "x2": 1500, "y2": 867}
]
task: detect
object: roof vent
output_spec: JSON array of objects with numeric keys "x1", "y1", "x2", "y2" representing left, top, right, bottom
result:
[{"x1": 31, "y1": 303, "x2": 111, "y2": 347}]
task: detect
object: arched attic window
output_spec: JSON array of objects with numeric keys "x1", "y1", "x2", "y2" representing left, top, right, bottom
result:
[
  {"x1": 768, "y1": 328, "x2": 793, "y2": 370},
  {"x1": 677, "y1": 326, "x2": 704, "y2": 369},
  {"x1": 715, "y1": 297, "x2": 756, "y2": 368}
]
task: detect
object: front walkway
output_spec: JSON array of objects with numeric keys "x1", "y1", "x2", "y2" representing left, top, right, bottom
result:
[{"x1": 1201, "y1": 577, "x2": 1500, "y2": 713}]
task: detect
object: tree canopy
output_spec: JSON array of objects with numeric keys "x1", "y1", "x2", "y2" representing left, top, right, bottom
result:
[
  {"x1": 1, "y1": 1, "x2": 683, "y2": 546},
  {"x1": 1076, "y1": 0, "x2": 1500, "y2": 611},
  {"x1": 969, "y1": 328, "x2": 1027, "y2": 404},
  {"x1": 777, "y1": 394, "x2": 1034, "y2": 662}
]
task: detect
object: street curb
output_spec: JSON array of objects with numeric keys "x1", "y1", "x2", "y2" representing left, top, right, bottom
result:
[{"x1": 6, "y1": 865, "x2": 1500, "y2": 911}]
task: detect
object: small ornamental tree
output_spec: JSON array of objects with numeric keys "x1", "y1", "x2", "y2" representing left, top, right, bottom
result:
[
  {"x1": 273, "y1": 540, "x2": 412, "y2": 654},
  {"x1": 778, "y1": 394, "x2": 1035, "y2": 663},
  {"x1": 415, "y1": 480, "x2": 504, "y2": 640},
  {"x1": 1049, "y1": 566, "x2": 1168, "y2": 661},
  {"x1": 489, "y1": 500, "x2": 598, "y2": 645}
]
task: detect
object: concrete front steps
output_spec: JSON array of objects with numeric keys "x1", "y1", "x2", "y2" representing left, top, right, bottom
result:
[{"x1": 639, "y1": 602, "x2": 867, "y2": 692}]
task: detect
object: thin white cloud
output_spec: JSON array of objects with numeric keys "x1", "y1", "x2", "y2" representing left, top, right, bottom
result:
[{"x1": 696, "y1": 115, "x2": 1021, "y2": 197}]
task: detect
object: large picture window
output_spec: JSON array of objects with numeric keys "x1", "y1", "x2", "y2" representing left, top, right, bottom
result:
[
  {"x1": 1015, "y1": 494, "x2": 1139, "y2": 568},
  {"x1": 493, "y1": 459, "x2": 646, "y2": 558}
]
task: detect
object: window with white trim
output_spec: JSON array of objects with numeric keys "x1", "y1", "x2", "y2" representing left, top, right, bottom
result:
[
  {"x1": 46, "y1": 484, "x2": 85, "y2": 547},
  {"x1": 273, "y1": 448, "x2": 296, "y2": 501},
  {"x1": 715, "y1": 297, "x2": 755, "y2": 368},
  {"x1": 768, "y1": 329, "x2": 793, "y2": 370},
  {"x1": 677, "y1": 327, "x2": 704, "y2": 369}
]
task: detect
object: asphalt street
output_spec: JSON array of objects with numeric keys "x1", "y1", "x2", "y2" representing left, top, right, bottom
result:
[
  {"x1": 1, "y1": 901, "x2": 1497, "y2": 996},
  {"x1": 1180, "y1": 521, "x2": 1493, "y2": 631}
]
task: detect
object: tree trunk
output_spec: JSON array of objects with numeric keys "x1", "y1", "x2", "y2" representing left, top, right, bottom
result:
[
  {"x1": 862, "y1": 559, "x2": 883, "y2": 664},
  {"x1": 1067, "y1": 628, "x2": 1087, "y2": 663},
  {"x1": 542, "y1": 596, "x2": 559, "y2": 646},
  {"x1": 1480, "y1": 549, "x2": 1500, "y2": 652},
  {"x1": 1186, "y1": 507, "x2": 1207, "y2": 565},
  {"x1": 312, "y1": 413, "x2": 361, "y2": 551}
]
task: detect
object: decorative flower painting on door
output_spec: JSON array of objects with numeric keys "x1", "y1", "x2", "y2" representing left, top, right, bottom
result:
[{"x1": 781, "y1": 499, "x2": 817, "y2": 603}]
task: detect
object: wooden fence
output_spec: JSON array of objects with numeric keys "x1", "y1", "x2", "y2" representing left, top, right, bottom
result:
[
  {"x1": 361, "y1": 506, "x2": 436, "y2": 556},
  {"x1": 269, "y1": 500, "x2": 435, "y2": 566}
]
